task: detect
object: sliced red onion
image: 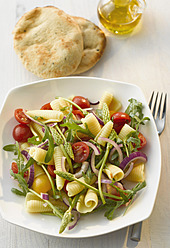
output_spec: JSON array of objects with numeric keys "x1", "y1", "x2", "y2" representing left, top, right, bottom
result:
[
  {"x1": 123, "y1": 162, "x2": 134, "y2": 179},
  {"x1": 61, "y1": 157, "x2": 67, "y2": 172},
  {"x1": 41, "y1": 193, "x2": 49, "y2": 200},
  {"x1": 95, "y1": 179, "x2": 112, "y2": 184},
  {"x1": 109, "y1": 144, "x2": 123, "y2": 162},
  {"x1": 43, "y1": 202, "x2": 48, "y2": 207},
  {"x1": 62, "y1": 194, "x2": 76, "y2": 210},
  {"x1": 21, "y1": 150, "x2": 34, "y2": 187},
  {"x1": 74, "y1": 162, "x2": 89, "y2": 178},
  {"x1": 91, "y1": 151, "x2": 99, "y2": 176},
  {"x1": 89, "y1": 100, "x2": 100, "y2": 105},
  {"x1": 119, "y1": 151, "x2": 147, "y2": 171},
  {"x1": 21, "y1": 149, "x2": 31, "y2": 160},
  {"x1": 27, "y1": 164, "x2": 34, "y2": 187},
  {"x1": 91, "y1": 152, "x2": 106, "y2": 179},
  {"x1": 91, "y1": 111, "x2": 104, "y2": 126},
  {"x1": 23, "y1": 110, "x2": 44, "y2": 126},
  {"x1": 67, "y1": 211, "x2": 80, "y2": 230},
  {"x1": 98, "y1": 137, "x2": 123, "y2": 163},
  {"x1": 37, "y1": 139, "x2": 49, "y2": 149},
  {"x1": 83, "y1": 141, "x2": 100, "y2": 155}
]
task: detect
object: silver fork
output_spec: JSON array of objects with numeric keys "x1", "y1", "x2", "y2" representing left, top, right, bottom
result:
[{"x1": 130, "y1": 91, "x2": 167, "y2": 242}]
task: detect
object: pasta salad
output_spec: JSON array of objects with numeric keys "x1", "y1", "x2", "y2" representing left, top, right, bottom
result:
[{"x1": 3, "y1": 91, "x2": 149, "y2": 233}]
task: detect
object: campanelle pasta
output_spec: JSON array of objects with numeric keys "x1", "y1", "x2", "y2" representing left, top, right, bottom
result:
[
  {"x1": 76, "y1": 189, "x2": 98, "y2": 213},
  {"x1": 53, "y1": 146, "x2": 65, "y2": 190},
  {"x1": 26, "y1": 109, "x2": 64, "y2": 122}
]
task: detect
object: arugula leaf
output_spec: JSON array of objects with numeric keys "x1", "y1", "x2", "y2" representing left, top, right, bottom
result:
[
  {"x1": 125, "y1": 98, "x2": 150, "y2": 130},
  {"x1": 61, "y1": 122, "x2": 95, "y2": 141},
  {"x1": 10, "y1": 171, "x2": 29, "y2": 196},
  {"x1": 104, "y1": 181, "x2": 146, "y2": 220},
  {"x1": 27, "y1": 136, "x2": 41, "y2": 145}
]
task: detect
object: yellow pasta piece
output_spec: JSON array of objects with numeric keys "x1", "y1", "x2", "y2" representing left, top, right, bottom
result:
[
  {"x1": 125, "y1": 163, "x2": 145, "y2": 182},
  {"x1": 109, "y1": 96, "x2": 122, "y2": 115},
  {"x1": 26, "y1": 199, "x2": 52, "y2": 213},
  {"x1": 95, "y1": 120, "x2": 113, "y2": 146},
  {"x1": 29, "y1": 122, "x2": 44, "y2": 141},
  {"x1": 118, "y1": 124, "x2": 135, "y2": 140},
  {"x1": 20, "y1": 142, "x2": 30, "y2": 151},
  {"x1": 81, "y1": 113, "x2": 101, "y2": 136},
  {"x1": 66, "y1": 177, "x2": 86, "y2": 197},
  {"x1": 25, "y1": 192, "x2": 40, "y2": 202},
  {"x1": 103, "y1": 163, "x2": 124, "y2": 181},
  {"x1": 50, "y1": 99, "x2": 61, "y2": 111},
  {"x1": 34, "y1": 163, "x2": 45, "y2": 178},
  {"x1": 53, "y1": 146, "x2": 65, "y2": 190},
  {"x1": 76, "y1": 189, "x2": 98, "y2": 213},
  {"x1": 50, "y1": 97, "x2": 70, "y2": 116},
  {"x1": 98, "y1": 91, "x2": 113, "y2": 109},
  {"x1": 26, "y1": 110, "x2": 64, "y2": 122},
  {"x1": 29, "y1": 147, "x2": 54, "y2": 165}
]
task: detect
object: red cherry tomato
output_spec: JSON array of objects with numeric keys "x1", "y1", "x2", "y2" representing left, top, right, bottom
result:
[
  {"x1": 111, "y1": 112, "x2": 131, "y2": 134},
  {"x1": 11, "y1": 162, "x2": 18, "y2": 174},
  {"x1": 11, "y1": 162, "x2": 28, "y2": 177},
  {"x1": 72, "y1": 142, "x2": 90, "y2": 163},
  {"x1": 72, "y1": 96, "x2": 90, "y2": 110},
  {"x1": 138, "y1": 132, "x2": 147, "y2": 150},
  {"x1": 13, "y1": 124, "x2": 33, "y2": 142},
  {"x1": 14, "y1": 109, "x2": 31, "y2": 124},
  {"x1": 72, "y1": 110, "x2": 85, "y2": 120},
  {"x1": 40, "y1": 102, "x2": 52, "y2": 110},
  {"x1": 47, "y1": 164, "x2": 56, "y2": 178}
]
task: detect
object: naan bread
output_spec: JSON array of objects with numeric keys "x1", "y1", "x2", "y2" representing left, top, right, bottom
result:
[
  {"x1": 13, "y1": 6, "x2": 83, "y2": 78},
  {"x1": 72, "y1": 16, "x2": 106, "y2": 74}
]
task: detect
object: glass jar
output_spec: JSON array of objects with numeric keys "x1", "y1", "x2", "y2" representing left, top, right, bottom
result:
[{"x1": 97, "y1": 0, "x2": 146, "y2": 35}]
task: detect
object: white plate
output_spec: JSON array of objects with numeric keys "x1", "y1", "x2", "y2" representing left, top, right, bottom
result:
[{"x1": 0, "y1": 77, "x2": 161, "y2": 238}]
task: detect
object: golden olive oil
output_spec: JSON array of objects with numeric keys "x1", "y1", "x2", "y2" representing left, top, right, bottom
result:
[{"x1": 97, "y1": 0, "x2": 146, "y2": 35}]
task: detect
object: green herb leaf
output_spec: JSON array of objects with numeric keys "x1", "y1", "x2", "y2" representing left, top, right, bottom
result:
[
  {"x1": 125, "y1": 98, "x2": 150, "y2": 130},
  {"x1": 27, "y1": 136, "x2": 41, "y2": 145},
  {"x1": 61, "y1": 122, "x2": 95, "y2": 140},
  {"x1": 43, "y1": 126, "x2": 54, "y2": 163},
  {"x1": 3, "y1": 144, "x2": 18, "y2": 154}
]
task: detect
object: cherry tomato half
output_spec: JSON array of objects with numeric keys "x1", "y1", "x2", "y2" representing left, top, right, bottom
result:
[
  {"x1": 11, "y1": 162, "x2": 28, "y2": 177},
  {"x1": 13, "y1": 124, "x2": 33, "y2": 142},
  {"x1": 72, "y1": 142, "x2": 90, "y2": 163},
  {"x1": 40, "y1": 102, "x2": 52, "y2": 110},
  {"x1": 14, "y1": 109, "x2": 31, "y2": 124},
  {"x1": 72, "y1": 110, "x2": 85, "y2": 120},
  {"x1": 111, "y1": 112, "x2": 131, "y2": 134},
  {"x1": 47, "y1": 164, "x2": 56, "y2": 178},
  {"x1": 72, "y1": 96, "x2": 90, "y2": 110},
  {"x1": 138, "y1": 132, "x2": 147, "y2": 150}
]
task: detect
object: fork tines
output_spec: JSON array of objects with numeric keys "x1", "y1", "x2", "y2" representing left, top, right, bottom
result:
[{"x1": 149, "y1": 91, "x2": 167, "y2": 120}]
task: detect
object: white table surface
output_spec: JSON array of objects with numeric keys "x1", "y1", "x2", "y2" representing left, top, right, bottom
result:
[{"x1": 0, "y1": 0, "x2": 170, "y2": 247}]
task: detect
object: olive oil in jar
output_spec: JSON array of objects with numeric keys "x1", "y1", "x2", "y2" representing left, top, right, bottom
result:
[{"x1": 97, "y1": 0, "x2": 146, "y2": 35}]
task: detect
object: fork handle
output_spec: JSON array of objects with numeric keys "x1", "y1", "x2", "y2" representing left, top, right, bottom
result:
[{"x1": 130, "y1": 221, "x2": 142, "y2": 242}]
